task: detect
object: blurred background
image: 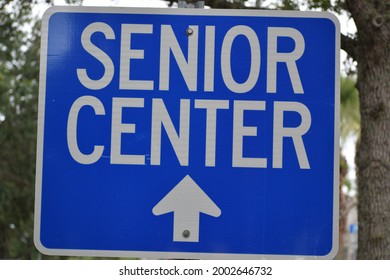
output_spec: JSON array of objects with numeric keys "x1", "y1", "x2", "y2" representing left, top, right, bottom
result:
[{"x1": 0, "y1": 0, "x2": 366, "y2": 259}]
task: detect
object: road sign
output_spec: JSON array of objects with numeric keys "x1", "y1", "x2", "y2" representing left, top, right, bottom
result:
[{"x1": 35, "y1": 6, "x2": 339, "y2": 259}]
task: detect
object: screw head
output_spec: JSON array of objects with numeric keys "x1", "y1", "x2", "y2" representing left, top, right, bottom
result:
[
  {"x1": 186, "y1": 28, "x2": 193, "y2": 36},
  {"x1": 182, "y1": 230, "x2": 190, "y2": 238}
]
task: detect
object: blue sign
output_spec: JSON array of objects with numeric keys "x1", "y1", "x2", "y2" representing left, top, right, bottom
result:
[{"x1": 35, "y1": 6, "x2": 339, "y2": 259}]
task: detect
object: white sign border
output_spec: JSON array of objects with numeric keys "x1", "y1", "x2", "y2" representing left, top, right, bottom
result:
[{"x1": 34, "y1": 5, "x2": 340, "y2": 260}]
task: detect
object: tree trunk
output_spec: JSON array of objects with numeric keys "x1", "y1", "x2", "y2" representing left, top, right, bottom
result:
[
  {"x1": 356, "y1": 57, "x2": 390, "y2": 259},
  {"x1": 348, "y1": 0, "x2": 390, "y2": 259}
]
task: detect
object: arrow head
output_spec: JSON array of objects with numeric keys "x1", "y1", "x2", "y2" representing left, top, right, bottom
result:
[{"x1": 152, "y1": 175, "x2": 221, "y2": 217}]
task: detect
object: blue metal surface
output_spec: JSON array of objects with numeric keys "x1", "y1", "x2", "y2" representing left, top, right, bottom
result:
[{"x1": 35, "y1": 7, "x2": 339, "y2": 259}]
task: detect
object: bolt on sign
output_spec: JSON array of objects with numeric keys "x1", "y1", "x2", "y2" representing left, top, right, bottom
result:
[{"x1": 35, "y1": 6, "x2": 340, "y2": 259}]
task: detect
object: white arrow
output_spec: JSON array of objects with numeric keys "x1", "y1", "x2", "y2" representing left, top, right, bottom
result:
[{"x1": 152, "y1": 175, "x2": 221, "y2": 242}]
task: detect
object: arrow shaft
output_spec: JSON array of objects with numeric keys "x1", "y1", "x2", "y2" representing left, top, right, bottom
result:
[{"x1": 173, "y1": 211, "x2": 200, "y2": 242}]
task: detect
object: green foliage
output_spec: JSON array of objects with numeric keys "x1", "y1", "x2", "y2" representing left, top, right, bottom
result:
[
  {"x1": 307, "y1": 0, "x2": 333, "y2": 10},
  {"x1": 309, "y1": 0, "x2": 344, "y2": 12},
  {"x1": 339, "y1": 76, "x2": 359, "y2": 193},
  {"x1": 278, "y1": 0, "x2": 300, "y2": 10},
  {"x1": 0, "y1": 1, "x2": 41, "y2": 259},
  {"x1": 265, "y1": 0, "x2": 344, "y2": 12},
  {"x1": 340, "y1": 76, "x2": 360, "y2": 143}
]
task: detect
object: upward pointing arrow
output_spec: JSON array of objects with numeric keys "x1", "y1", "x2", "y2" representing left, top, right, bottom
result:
[{"x1": 152, "y1": 175, "x2": 221, "y2": 242}]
